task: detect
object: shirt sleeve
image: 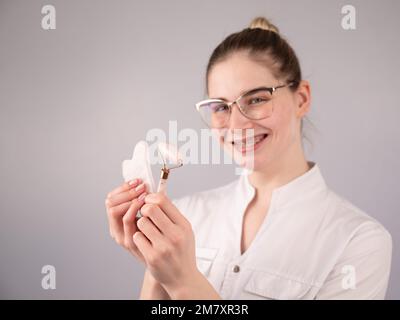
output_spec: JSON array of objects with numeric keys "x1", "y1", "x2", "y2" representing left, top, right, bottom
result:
[{"x1": 315, "y1": 222, "x2": 392, "y2": 300}]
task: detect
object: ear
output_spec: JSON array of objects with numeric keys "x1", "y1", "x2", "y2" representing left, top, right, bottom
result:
[{"x1": 294, "y1": 80, "x2": 311, "y2": 119}]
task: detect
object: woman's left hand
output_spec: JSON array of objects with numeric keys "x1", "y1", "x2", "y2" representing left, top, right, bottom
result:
[{"x1": 133, "y1": 192, "x2": 198, "y2": 293}]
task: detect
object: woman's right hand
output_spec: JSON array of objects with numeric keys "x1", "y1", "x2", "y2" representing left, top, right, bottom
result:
[{"x1": 105, "y1": 178, "x2": 147, "y2": 263}]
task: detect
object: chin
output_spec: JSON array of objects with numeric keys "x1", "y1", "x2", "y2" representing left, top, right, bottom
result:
[
  {"x1": 233, "y1": 153, "x2": 269, "y2": 173},
  {"x1": 247, "y1": 157, "x2": 268, "y2": 172}
]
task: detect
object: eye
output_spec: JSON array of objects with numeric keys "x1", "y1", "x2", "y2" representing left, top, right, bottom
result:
[
  {"x1": 249, "y1": 97, "x2": 268, "y2": 105},
  {"x1": 211, "y1": 103, "x2": 229, "y2": 113}
]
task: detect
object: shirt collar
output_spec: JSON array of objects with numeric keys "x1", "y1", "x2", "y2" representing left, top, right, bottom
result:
[{"x1": 237, "y1": 161, "x2": 327, "y2": 213}]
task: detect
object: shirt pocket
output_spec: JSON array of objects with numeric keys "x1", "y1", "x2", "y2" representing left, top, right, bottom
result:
[
  {"x1": 195, "y1": 247, "x2": 218, "y2": 276},
  {"x1": 244, "y1": 270, "x2": 314, "y2": 300}
]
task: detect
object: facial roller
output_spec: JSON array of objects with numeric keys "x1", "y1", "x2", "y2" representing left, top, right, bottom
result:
[{"x1": 156, "y1": 142, "x2": 183, "y2": 194}]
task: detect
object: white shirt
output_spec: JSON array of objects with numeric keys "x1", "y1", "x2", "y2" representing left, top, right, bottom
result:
[{"x1": 172, "y1": 162, "x2": 392, "y2": 300}]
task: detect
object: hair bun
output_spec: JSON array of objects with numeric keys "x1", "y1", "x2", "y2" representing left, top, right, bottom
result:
[{"x1": 249, "y1": 17, "x2": 279, "y2": 34}]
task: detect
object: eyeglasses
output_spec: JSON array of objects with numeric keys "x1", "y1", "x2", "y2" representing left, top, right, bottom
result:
[{"x1": 195, "y1": 82, "x2": 296, "y2": 128}]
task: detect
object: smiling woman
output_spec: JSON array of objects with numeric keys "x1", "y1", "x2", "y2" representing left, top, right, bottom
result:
[{"x1": 105, "y1": 16, "x2": 392, "y2": 300}]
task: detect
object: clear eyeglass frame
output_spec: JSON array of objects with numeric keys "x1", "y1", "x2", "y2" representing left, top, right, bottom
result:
[{"x1": 195, "y1": 81, "x2": 297, "y2": 128}]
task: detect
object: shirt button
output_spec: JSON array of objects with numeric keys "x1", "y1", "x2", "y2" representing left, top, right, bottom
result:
[{"x1": 232, "y1": 265, "x2": 240, "y2": 273}]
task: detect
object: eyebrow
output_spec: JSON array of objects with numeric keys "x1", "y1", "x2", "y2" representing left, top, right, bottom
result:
[{"x1": 210, "y1": 86, "x2": 267, "y2": 101}]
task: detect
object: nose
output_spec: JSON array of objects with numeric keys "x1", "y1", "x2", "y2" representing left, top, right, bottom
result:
[{"x1": 227, "y1": 102, "x2": 252, "y2": 130}]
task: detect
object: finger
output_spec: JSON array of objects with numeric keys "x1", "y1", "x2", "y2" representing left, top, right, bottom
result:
[
  {"x1": 107, "y1": 178, "x2": 142, "y2": 199},
  {"x1": 136, "y1": 216, "x2": 164, "y2": 245},
  {"x1": 123, "y1": 194, "x2": 146, "y2": 256},
  {"x1": 133, "y1": 231, "x2": 153, "y2": 262},
  {"x1": 107, "y1": 183, "x2": 147, "y2": 207},
  {"x1": 140, "y1": 203, "x2": 176, "y2": 238},
  {"x1": 144, "y1": 193, "x2": 188, "y2": 226},
  {"x1": 107, "y1": 201, "x2": 132, "y2": 245}
]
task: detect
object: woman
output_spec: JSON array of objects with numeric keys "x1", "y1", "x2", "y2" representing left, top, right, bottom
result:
[{"x1": 105, "y1": 17, "x2": 392, "y2": 299}]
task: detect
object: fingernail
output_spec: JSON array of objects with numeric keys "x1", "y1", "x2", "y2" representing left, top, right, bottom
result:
[
  {"x1": 128, "y1": 179, "x2": 138, "y2": 186},
  {"x1": 138, "y1": 192, "x2": 147, "y2": 201},
  {"x1": 135, "y1": 183, "x2": 145, "y2": 192}
]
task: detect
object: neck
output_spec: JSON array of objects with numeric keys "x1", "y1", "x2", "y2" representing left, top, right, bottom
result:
[{"x1": 248, "y1": 142, "x2": 311, "y2": 198}]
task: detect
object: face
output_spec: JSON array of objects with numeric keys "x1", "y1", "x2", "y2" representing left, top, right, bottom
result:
[{"x1": 207, "y1": 52, "x2": 310, "y2": 172}]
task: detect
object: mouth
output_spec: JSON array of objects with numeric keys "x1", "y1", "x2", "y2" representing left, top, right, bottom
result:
[{"x1": 227, "y1": 133, "x2": 269, "y2": 154}]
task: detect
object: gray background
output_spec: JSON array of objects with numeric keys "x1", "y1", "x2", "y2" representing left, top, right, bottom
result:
[{"x1": 0, "y1": 0, "x2": 399, "y2": 299}]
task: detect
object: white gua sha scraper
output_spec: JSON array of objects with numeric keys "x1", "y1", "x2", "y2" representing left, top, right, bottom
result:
[{"x1": 122, "y1": 140, "x2": 156, "y2": 193}]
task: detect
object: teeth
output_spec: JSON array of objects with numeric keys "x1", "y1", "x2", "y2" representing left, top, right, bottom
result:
[
  {"x1": 254, "y1": 135, "x2": 266, "y2": 143},
  {"x1": 231, "y1": 134, "x2": 267, "y2": 146}
]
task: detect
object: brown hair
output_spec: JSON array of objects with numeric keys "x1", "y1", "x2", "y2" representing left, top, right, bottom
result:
[{"x1": 206, "y1": 16, "x2": 301, "y2": 92}]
